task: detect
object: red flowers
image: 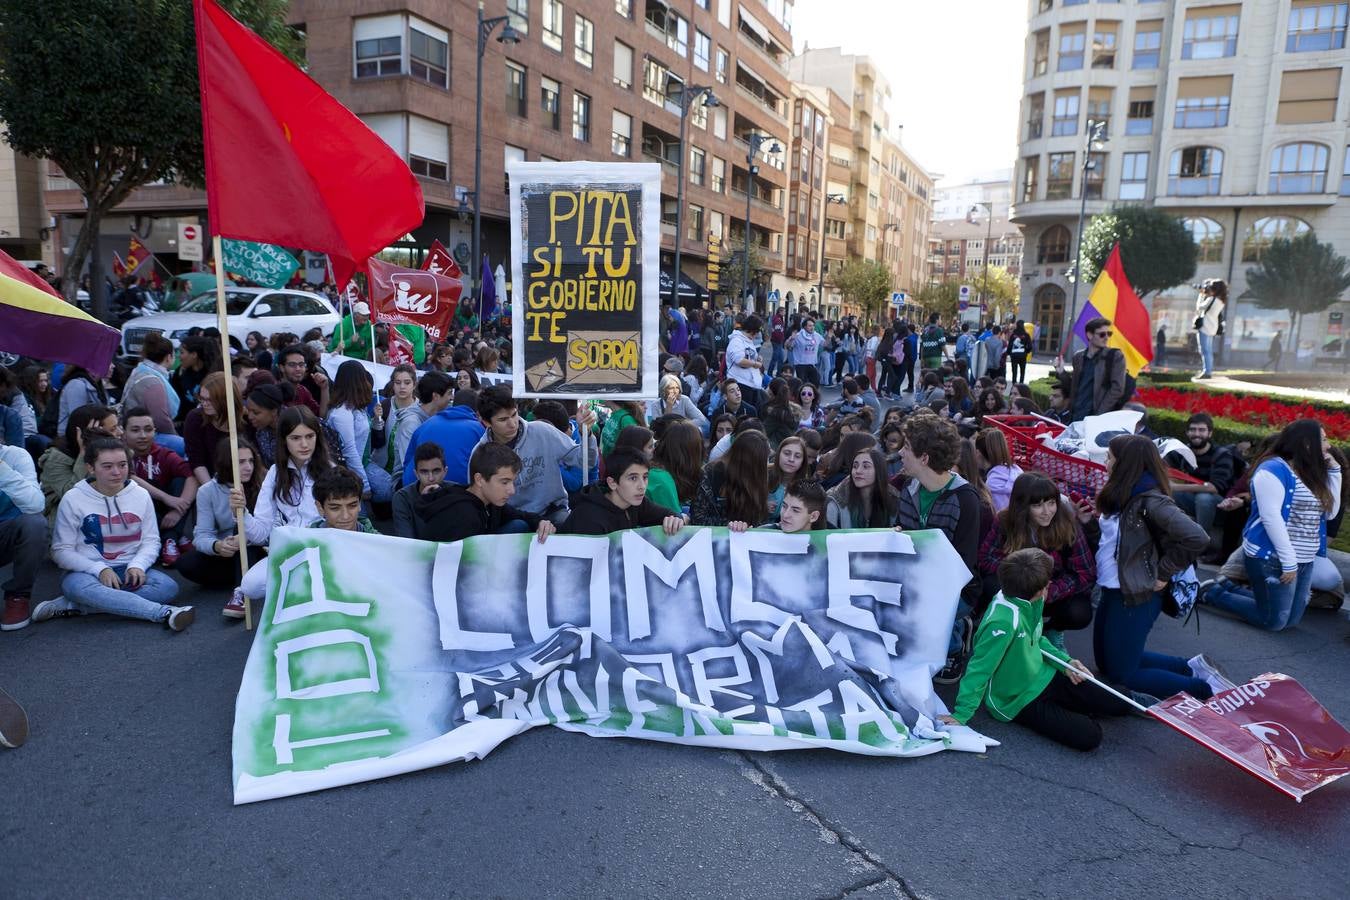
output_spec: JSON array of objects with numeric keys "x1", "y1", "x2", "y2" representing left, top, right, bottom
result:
[{"x1": 1135, "y1": 386, "x2": 1350, "y2": 440}]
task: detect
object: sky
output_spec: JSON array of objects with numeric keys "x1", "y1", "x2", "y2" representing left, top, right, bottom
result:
[{"x1": 791, "y1": 0, "x2": 1027, "y2": 185}]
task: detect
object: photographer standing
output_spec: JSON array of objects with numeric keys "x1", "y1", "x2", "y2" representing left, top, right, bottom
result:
[{"x1": 1193, "y1": 279, "x2": 1226, "y2": 380}]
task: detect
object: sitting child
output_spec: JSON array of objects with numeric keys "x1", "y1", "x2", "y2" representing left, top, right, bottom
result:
[
  {"x1": 941, "y1": 547, "x2": 1132, "y2": 751},
  {"x1": 412, "y1": 443, "x2": 554, "y2": 543},
  {"x1": 311, "y1": 466, "x2": 378, "y2": 534},
  {"x1": 730, "y1": 481, "x2": 827, "y2": 534},
  {"x1": 560, "y1": 446, "x2": 684, "y2": 536},
  {"x1": 122, "y1": 407, "x2": 198, "y2": 565}
]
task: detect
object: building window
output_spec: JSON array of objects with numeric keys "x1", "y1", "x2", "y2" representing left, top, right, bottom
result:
[
  {"x1": 507, "y1": 0, "x2": 529, "y2": 35},
  {"x1": 711, "y1": 156, "x2": 726, "y2": 193},
  {"x1": 1343, "y1": 146, "x2": 1350, "y2": 196},
  {"x1": 689, "y1": 147, "x2": 706, "y2": 186},
  {"x1": 1182, "y1": 10, "x2": 1240, "y2": 60},
  {"x1": 1133, "y1": 21, "x2": 1162, "y2": 69},
  {"x1": 1092, "y1": 24, "x2": 1118, "y2": 68},
  {"x1": 1033, "y1": 29, "x2": 1050, "y2": 77},
  {"x1": 408, "y1": 28, "x2": 448, "y2": 87},
  {"x1": 1119, "y1": 152, "x2": 1149, "y2": 200},
  {"x1": 715, "y1": 47, "x2": 729, "y2": 83},
  {"x1": 1269, "y1": 142, "x2": 1330, "y2": 193},
  {"x1": 1175, "y1": 76, "x2": 1232, "y2": 128},
  {"x1": 1126, "y1": 97, "x2": 1154, "y2": 135},
  {"x1": 1038, "y1": 225, "x2": 1071, "y2": 264},
  {"x1": 541, "y1": 77, "x2": 561, "y2": 130},
  {"x1": 646, "y1": 4, "x2": 688, "y2": 56},
  {"x1": 1276, "y1": 68, "x2": 1341, "y2": 124},
  {"x1": 1052, "y1": 91, "x2": 1079, "y2": 136},
  {"x1": 506, "y1": 61, "x2": 527, "y2": 117},
  {"x1": 1287, "y1": 3, "x2": 1348, "y2": 52},
  {"x1": 688, "y1": 205, "x2": 704, "y2": 242},
  {"x1": 1087, "y1": 90, "x2": 1112, "y2": 135},
  {"x1": 355, "y1": 33, "x2": 401, "y2": 79},
  {"x1": 1027, "y1": 93, "x2": 1045, "y2": 139},
  {"x1": 613, "y1": 41, "x2": 633, "y2": 89},
  {"x1": 1168, "y1": 146, "x2": 1224, "y2": 196},
  {"x1": 575, "y1": 15, "x2": 594, "y2": 67},
  {"x1": 1038, "y1": 0, "x2": 1053, "y2": 12},
  {"x1": 542, "y1": 0, "x2": 563, "y2": 52},
  {"x1": 1047, "y1": 152, "x2": 1075, "y2": 199},
  {"x1": 1084, "y1": 152, "x2": 1107, "y2": 199},
  {"x1": 694, "y1": 30, "x2": 710, "y2": 71},
  {"x1": 572, "y1": 92, "x2": 591, "y2": 141},
  {"x1": 1243, "y1": 216, "x2": 1311, "y2": 262},
  {"x1": 1058, "y1": 26, "x2": 1086, "y2": 71},
  {"x1": 611, "y1": 110, "x2": 632, "y2": 157},
  {"x1": 1021, "y1": 155, "x2": 1039, "y2": 202},
  {"x1": 713, "y1": 106, "x2": 728, "y2": 139},
  {"x1": 1181, "y1": 217, "x2": 1225, "y2": 263},
  {"x1": 615, "y1": 0, "x2": 631, "y2": 18},
  {"x1": 643, "y1": 57, "x2": 669, "y2": 107},
  {"x1": 408, "y1": 115, "x2": 449, "y2": 181}
]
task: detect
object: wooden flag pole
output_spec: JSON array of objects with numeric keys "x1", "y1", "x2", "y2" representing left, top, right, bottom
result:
[
  {"x1": 1040, "y1": 649, "x2": 1152, "y2": 715},
  {"x1": 212, "y1": 235, "x2": 253, "y2": 630}
]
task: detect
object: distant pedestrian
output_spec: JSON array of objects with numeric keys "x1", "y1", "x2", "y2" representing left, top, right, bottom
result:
[{"x1": 1268, "y1": 332, "x2": 1283, "y2": 372}]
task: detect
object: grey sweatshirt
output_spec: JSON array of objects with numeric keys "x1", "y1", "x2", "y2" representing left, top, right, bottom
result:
[{"x1": 473, "y1": 416, "x2": 596, "y2": 520}]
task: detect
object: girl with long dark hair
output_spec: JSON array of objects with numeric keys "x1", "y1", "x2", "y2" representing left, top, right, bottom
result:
[
  {"x1": 761, "y1": 378, "x2": 802, "y2": 448},
  {"x1": 767, "y1": 435, "x2": 809, "y2": 520},
  {"x1": 55, "y1": 364, "x2": 110, "y2": 434},
  {"x1": 1007, "y1": 321, "x2": 1033, "y2": 383},
  {"x1": 826, "y1": 445, "x2": 898, "y2": 528},
  {"x1": 178, "y1": 437, "x2": 270, "y2": 590},
  {"x1": 690, "y1": 429, "x2": 770, "y2": 526},
  {"x1": 648, "y1": 420, "x2": 704, "y2": 514},
  {"x1": 326, "y1": 359, "x2": 391, "y2": 502},
  {"x1": 1203, "y1": 419, "x2": 1341, "y2": 631}
]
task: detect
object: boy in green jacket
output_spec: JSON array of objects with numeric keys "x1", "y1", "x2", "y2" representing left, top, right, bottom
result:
[{"x1": 941, "y1": 547, "x2": 1132, "y2": 751}]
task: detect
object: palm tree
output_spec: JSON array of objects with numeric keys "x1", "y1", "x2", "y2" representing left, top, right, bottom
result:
[{"x1": 1244, "y1": 232, "x2": 1350, "y2": 354}]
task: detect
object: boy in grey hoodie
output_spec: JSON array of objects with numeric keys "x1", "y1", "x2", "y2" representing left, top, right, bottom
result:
[{"x1": 36, "y1": 437, "x2": 192, "y2": 631}]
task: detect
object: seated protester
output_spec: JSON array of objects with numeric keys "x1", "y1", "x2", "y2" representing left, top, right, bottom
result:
[
  {"x1": 714, "y1": 379, "x2": 758, "y2": 422},
  {"x1": 42, "y1": 437, "x2": 192, "y2": 631},
  {"x1": 648, "y1": 420, "x2": 703, "y2": 515},
  {"x1": 855, "y1": 374, "x2": 882, "y2": 426},
  {"x1": 1010, "y1": 397, "x2": 1042, "y2": 416},
  {"x1": 912, "y1": 372, "x2": 946, "y2": 408},
  {"x1": 39, "y1": 404, "x2": 119, "y2": 529},
  {"x1": 760, "y1": 378, "x2": 803, "y2": 449},
  {"x1": 766, "y1": 436, "x2": 809, "y2": 521},
  {"x1": 831, "y1": 377, "x2": 867, "y2": 421},
  {"x1": 391, "y1": 370, "x2": 452, "y2": 479},
  {"x1": 690, "y1": 430, "x2": 771, "y2": 527},
  {"x1": 560, "y1": 446, "x2": 684, "y2": 536},
  {"x1": 815, "y1": 429, "x2": 877, "y2": 491},
  {"x1": 55, "y1": 364, "x2": 111, "y2": 436},
  {"x1": 826, "y1": 446, "x2": 899, "y2": 529},
  {"x1": 1045, "y1": 380, "x2": 1073, "y2": 425},
  {"x1": 326, "y1": 360, "x2": 392, "y2": 504},
  {"x1": 120, "y1": 333, "x2": 185, "y2": 455},
  {"x1": 1214, "y1": 435, "x2": 1278, "y2": 561},
  {"x1": 401, "y1": 388, "x2": 485, "y2": 487},
  {"x1": 646, "y1": 374, "x2": 709, "y2": 436},
  {"x1": 945, "y1": 377, "x2": 975, "y2": 422},
  {"x1": 183, "y1": 372, "x2": 240, "y2": 487},
  {"x1": 973, "y1": 387, "x2": 1006, "y2": 426},
  {"x1": 528, "y1": 400, "x2": 598, "y2": 492},
  {"x1": 0, "y1": 433, "x2": 46, "y2": 630},
  {"x1": 231, "y1": 406, "x2": 335, "y2": 620},
  {"x1": 614, "y1": 424, "x2": 655, "y2": 457},
  {"x1": 731, "y1": 479, "x2": 827, "y2": 534},
  {"x1": 1166, "y1": 412, "x2": 1240, "y2": 542},
  {"x1": 310, "y1": 466, "x2": 378, "y2": 534},
  {"x1": 795, "y1": 382, "x2": 825, "y2": 430},
  {"x1": 708, "y1": 413, "x2": 737, "y2": 452},
  {"x1": 895, "y1": 413, "x2": 983, "y2": 683},
  {"x1": 708, "y1": 415, "x2": 770, "y2": 463},
  {"x1": 274, "y1": 344, "x2": 324, "y2": 417},
  {"x1": 179, "y1": 437, "x2": 270, "y2": 589},
  {"x1": 243, "y1": 380, "x2": 290, "y2": 468},
  {"x1": 974, "y1": 428, "x2": 1022, "y2": 513},
  {"x1": 979, "y1": 473, "x2": 1096, "y2": 650},
  {"x1": 122, "y1": 408, "x2": 198, "y2": 566},
  {"x1": 600, "y1": 400, "x2": 647, "y2": 456},
  {"x1": 475, "y1": 385, "x2": 597, "y2": 524},
  {"x1": 394, "y1": 443, "x2": 447, "y2": 539},
  {"x1": 940, "y1": 548, "x2": 1132, "y2": 752}
]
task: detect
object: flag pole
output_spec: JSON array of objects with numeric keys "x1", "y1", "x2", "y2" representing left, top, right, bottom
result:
[
  {"x1": 212, "y1": 234, "x2": 253, "y2": 630},
  {"x1": 1040, "y1": 650, "x2": 1152, "y2": 714}
]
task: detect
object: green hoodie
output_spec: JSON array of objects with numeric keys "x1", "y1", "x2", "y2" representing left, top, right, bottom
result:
[{"x1": 952, "y1": 591, "x2": 1071, "y2": 724}]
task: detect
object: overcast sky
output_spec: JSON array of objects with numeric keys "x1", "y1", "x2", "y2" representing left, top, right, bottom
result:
[{"x1": 792, "y1": 0, "x2": 1026, "y2": 185}]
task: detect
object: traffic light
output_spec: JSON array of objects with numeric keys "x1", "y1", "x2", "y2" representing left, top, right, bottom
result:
[{"x1": 707, "y1": 235, "x2": 721, "y2": 292}]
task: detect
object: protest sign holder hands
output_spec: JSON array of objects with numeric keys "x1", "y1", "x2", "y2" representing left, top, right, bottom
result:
[
  {"x1": 1040, "y1": 649, "x2": 1153, "y2": 715},
  {"x1": 213, "y1": 236, "x2": 253, "y2": 629}
]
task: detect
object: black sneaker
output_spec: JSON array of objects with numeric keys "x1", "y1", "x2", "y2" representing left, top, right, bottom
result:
[{"x1": 935, "y1": 652, "x2": 969, "y2": 685}]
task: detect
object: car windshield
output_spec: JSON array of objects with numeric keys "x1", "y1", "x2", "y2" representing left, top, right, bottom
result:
[{"x1": 180, "y1": 291, "x2": 257, "y2": 316}]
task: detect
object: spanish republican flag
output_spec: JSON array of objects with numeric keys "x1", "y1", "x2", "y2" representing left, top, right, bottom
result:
[
  {"x1": 193, "y1": 0, "x2": 425, "y2": 288},
  {"x1": 0, "y1": 250, "x2": 120, "y2": 372},
  {"x1": 1073, "y1": 244, "x2": 1153, "y2": 376}
]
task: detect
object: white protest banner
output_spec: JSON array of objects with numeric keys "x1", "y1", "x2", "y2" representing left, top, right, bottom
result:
[
  {"x1": 232, "y1": 526, "x2": 994, "y2": 804},
  {"x1": 507, "y1": 161, "x2": 660, "y2": 399}
]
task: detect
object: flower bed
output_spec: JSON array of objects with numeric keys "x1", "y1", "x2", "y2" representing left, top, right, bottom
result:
[{"x1": 1133, "y1": 386, "x2": 1350, "y2": 441}]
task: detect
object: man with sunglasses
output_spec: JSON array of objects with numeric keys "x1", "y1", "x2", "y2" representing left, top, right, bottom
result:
[{"x1": 1062, "y1": 317, "x2": 1125, "y2": 422}]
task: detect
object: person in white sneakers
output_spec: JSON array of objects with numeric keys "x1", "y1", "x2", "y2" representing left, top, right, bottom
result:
[{"x1": 39, "y1": 436, "x2": 191, "y2": 631}]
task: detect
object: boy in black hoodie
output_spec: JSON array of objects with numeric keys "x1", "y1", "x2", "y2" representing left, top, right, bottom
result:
[
  {"x1": 559, "y1": 447, "x2": 686, "y2": 536},
  {"x1": 413, "y1": 443, "x2": 555, "y2": 543}
]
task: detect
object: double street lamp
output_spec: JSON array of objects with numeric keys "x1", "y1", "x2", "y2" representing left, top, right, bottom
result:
[
  {"x1": 1065, "y1": 118, "x2": 1109, "y2": 351},
  {"x1": 472, "y1": 3, "x2": 521, "y2": 305},
  {"x1": 741, "y1": 132, "x2": 782, "y2": 307},
  {"x1": 969, "y1": 202, "x2": 995, "y2": 318},
  {"x1": 672, "y1": 85, "x2": 719, "y2": 311}
]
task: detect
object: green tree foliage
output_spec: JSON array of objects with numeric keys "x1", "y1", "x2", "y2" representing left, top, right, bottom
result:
[
  {"x1": 836, "y1": 259, "x2": 891, "y2": 323},
  {"x1": 977, "y1": 265, "x2": 1020, "y2": 313},
  {"x1": 914, "y1": 278, "x2": 961, "y2": 321},
  {"x1": 718, "y1": 241, "x2": 763, "y2": 306},
  {"x1": 1077, "y1": 205, "x2": 1197, "y2": 297},
  {"x1": 0, "y1": 0, "x2": 302, "y2": 316},
  {"x1": 1244, "y1": 231, "x2": 1350, "y2": 352}
]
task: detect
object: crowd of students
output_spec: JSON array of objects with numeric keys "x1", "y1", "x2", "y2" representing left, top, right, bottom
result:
[{"x1": 0, "y1": 303, "x2": 1342, "y2": 756}]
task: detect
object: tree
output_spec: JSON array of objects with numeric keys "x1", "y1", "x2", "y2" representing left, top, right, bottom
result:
[
  {"x1": 914, "y1": 278, "x2": 961, "y2": 321},
  {"x1": 1077, "y1": 205, "x2": 1197, "y2": 297},
  {"x1": 0, "y1": 0, "x2": 302, "y2": 318},
  {"x1": 718, "y1": 241, "x2": 762, "y2": 307},
  {"x1": 977, "y1": 265, "x2": 1020, "y2": 315},
  {"x1": 1244, "y1": 232, "x2": 1350, "y2": 353},
  {"x1": 836, "y1": 259, "x2": 891, "y2": 323}
]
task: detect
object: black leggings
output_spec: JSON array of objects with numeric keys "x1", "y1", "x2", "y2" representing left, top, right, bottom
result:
[
  {"x1": 1010, "y1": 354, "x2": 1028, "y2": 383},
  {"x1": 177, "y1": 547, "x2": 268, "y2": 589},
  {"x1": 1045, "y1": 590, "x2": 1094, "y2": 632},
  {"x1": 1012, "y1": 671, "x2": 1133, "y2": 751}
]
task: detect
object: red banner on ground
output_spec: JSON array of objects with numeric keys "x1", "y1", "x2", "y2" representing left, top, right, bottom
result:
[
  {"x1": 421, "y1": 239, "x2": 461, "y2": 279},
  {"x1": 366, "y1": 258, "x2": 460, "y2": 344},
  {"x1": 1149, "y1": 673, "x2": 1350, "y2": 802}
]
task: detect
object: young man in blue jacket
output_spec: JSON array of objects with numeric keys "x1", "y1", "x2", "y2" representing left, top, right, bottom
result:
[{"x1": 401, "y1": 389, "x2": 486, "y2": 488}]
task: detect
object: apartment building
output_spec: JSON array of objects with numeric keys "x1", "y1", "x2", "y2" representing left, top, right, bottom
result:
[
  {"x1": 771, "y1": 82, "x2": 832, "y2": 316},
  {"x1": 0, "y1": 136, "x2": 45, "y2": 263},
  {"x1": 1012, "y1": 0, "x2": 1350, "y2": 363},
  {"x1": 932, "y1": 170, "x2": 1014, "y2": 220},
  {"x1": 926, "y1": 218, "x2": 1026, "y2": 319}
]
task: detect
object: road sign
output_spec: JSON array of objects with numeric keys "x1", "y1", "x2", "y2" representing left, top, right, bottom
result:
[
  {"x1": 891, "y1": 291, "x2": 906, "y2": 306},
  {"x1": 959, "y1": 284, "x2": 971, "y2": 312},
  {"x1": 177, "y1": 223, "x2": 203, "y2": 262}
]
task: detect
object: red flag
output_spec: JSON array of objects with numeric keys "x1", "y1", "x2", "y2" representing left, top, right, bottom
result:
[
  {"x1": 126, "y1": 237, "x2": 152, "y2": 276},
  {"x1": 421, "y1": 239, "x2": 462, "y2": 278},
  {"x1": 366, "y1": 258, "x2": 460, "y2": 344},
  {"x1": 387, "y1": 326, "x2": 416, "y2": 367},
  {"x1": 193, "y1": 0, "x2": 424, "y2": 288},
  {"x1": 112, "y1": 252, "x2": 127, "y2": 279}
]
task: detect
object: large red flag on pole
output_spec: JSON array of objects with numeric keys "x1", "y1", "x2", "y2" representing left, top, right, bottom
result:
[{"x1": 192, "y1": 0, "x2": 425, "y2": 288}]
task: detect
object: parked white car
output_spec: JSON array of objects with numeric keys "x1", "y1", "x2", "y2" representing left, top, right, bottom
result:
[{"x1": 120, "y1": 287, "x2": 340, "y2": 356}]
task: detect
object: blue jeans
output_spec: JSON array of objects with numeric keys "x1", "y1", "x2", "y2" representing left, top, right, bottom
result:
[
  {"x1": 768, "y1": 342, "x2": 785, "y2": 376},
  {"x1": 61, "y1": 567, "x2": 180, "y2": 623},
  {"x1": 1093, "y1": 588, "x2": 1212, "y2": 699},
  {"x1": 1198, "y1": 331, "x2": 1215, "y2": 376},
  {"x1": 364, "y1": 462, "x2": 394, "y2": 503},
  {"x1": 1206, "y1": 556, "x2": 1314, "y2": 632},
  {"x1": 154, "y1": 432, "x2": 187, "y2": 456},
  {"x1": 1175, "y1": 490, "x2": 1221, "y2": 536}
]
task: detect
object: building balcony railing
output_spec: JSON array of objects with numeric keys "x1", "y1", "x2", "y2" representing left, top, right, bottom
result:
[{"x1": 734, "y1": 81, "x2": 786, "y2": 121}]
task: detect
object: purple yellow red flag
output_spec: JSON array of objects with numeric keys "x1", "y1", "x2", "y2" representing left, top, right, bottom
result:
[
  {"x1": 0, "y1": 249, "x2": 120, "y2": 372},
  {"x1": 1072, "y1": 243, "x2": 1153, "y2": 376}
]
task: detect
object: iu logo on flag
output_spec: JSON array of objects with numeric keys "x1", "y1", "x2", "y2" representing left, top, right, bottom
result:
[{"x1": 393, "y1": 273, "x2": 438, "y2": 315}]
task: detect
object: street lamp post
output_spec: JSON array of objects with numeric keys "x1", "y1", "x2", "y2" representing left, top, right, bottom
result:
[
  {"x1": 1064, "y1": 119, "x2": 1108, "y2": 355},
  {"x1": 970, "y1": 202, "x2": 995, "y2": 319},
  {"x1": 672, "y1": 85, "x2": 718, "y2": 312},
  {"x1": 741, "y1": 133, "x2": 781, "y2": 308},
  {"x1": 818, "y1": 192, "x2": 846, "y2": 311},
  {"x1": 473, "y1": 3, "x2": 520, "y2": 311},
  {"x1": 880, "y1": 221, "x2": 899, "y2": 324}
]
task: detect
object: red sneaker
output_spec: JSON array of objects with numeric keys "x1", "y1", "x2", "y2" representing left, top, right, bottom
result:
[
  {"x1": 1, "y1": 595, "x2": 31, "y2": 631},
  {"x1": 160, "y1": 538, "x2": 180, "y2": 568},
  {"x1": 222, "y1": 589, "x2": 247, "y2": 620},
  {"x1": 176, "y1": 537, "x2": 194, "y2": 555}
]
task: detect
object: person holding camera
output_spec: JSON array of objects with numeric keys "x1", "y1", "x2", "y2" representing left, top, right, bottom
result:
[{"x1": 1193, "y1": 279, "x2": 1226, "y2": 380}]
